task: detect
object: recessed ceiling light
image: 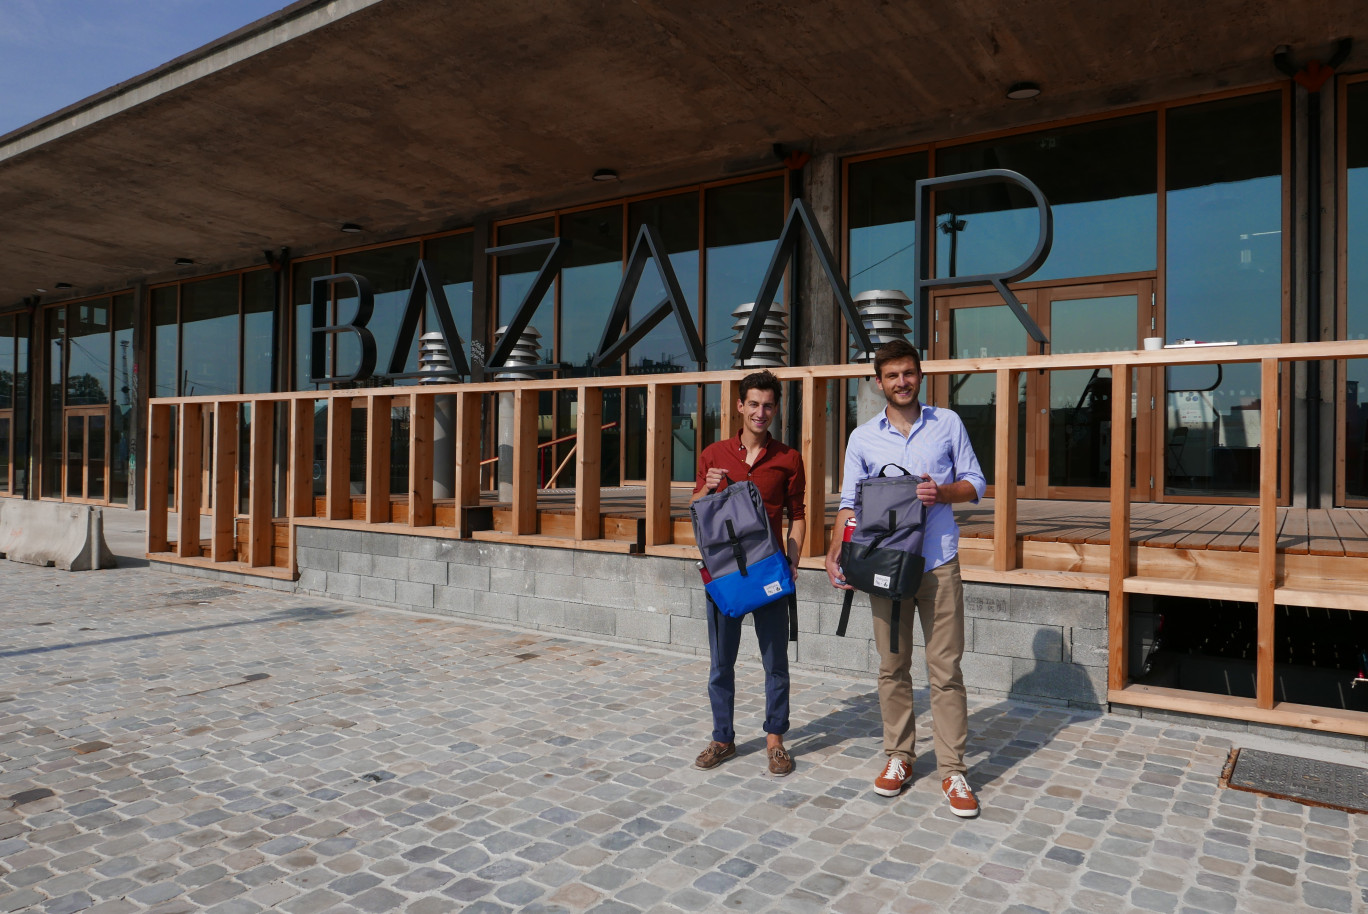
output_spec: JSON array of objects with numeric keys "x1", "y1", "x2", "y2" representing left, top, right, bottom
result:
[
  {"x1": 340, "y1": 223, "x2": 363, "y2": 233},
  {"x1": 592, "y1": 169, "x2": 619, "y2": 182},
  {"x1": 55, "y1": 282, "x2": 72, "y2": 290},
  {"x1": 1006, "y1": 82, "x2": 1041, "y2": 100},
  {"x1": 175, "y1": 257, "x2": 195, "y2": 266},
  {"x1": 34, "y1": 288, "x2": 47, "y2": 293}
]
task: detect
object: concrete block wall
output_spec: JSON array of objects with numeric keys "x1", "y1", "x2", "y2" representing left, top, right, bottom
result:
[{"x1": 293, "y1": 528, "x2": 1108, "y2": 710}]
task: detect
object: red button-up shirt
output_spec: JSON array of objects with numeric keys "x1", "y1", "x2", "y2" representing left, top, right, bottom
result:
[{"x1": 694, "y1": 432, "x2": 806, "y2": 543}]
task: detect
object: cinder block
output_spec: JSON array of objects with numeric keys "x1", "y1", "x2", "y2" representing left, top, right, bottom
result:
[
  {"x1": 572, "y1": 550, "x2": 636, "y2": 583},
  {"x1": 489, "y1": 567, "x2": 535, "y2": 596},
  {"x1": 397, "y1": 536, "x2": 440, "y2": 561},
  {"x1": 519, "y1": 596, "x2": 567, "y2": 629},
  {"x1": 337, "y1": 551, "x2": 374, "y2": 576},
  {"x1": 589, "y1": 580, "x2": 638, "y2": 610},
  {"x1": 359, "y1": 575, "x2": 397, "y2": 604},
  {"x1": 435, "y1": 539, "x2": 481, "y2": 564},
  {"x1": 1068, "y1": 626, "x2": 1110, "y2": 669},
  {"x1": 564, "y1": 604, "x2": 616, "y2": 636},
  {"x1": 446, "y1": 563, "x2": 490, "y2": 592},
  {"x1": 796, "y1": 632, "x2": 870, "y2": 674},
  {"x1": 1007, "y1": 657, "x2": 1106, "y2": 707},
  {"x1": 434, "y1": 586, "x2": 477, "y2": 616},
  {"x1": 616, "y1": 609, "x2": 670, "y2": 643},
  {"x1": 973, "y1": 619, "x2": 1063, "y2": 661},
  {"x1": 1010, "y1": 586, "x2": 1106, "y2": 628},
  {"x1": 963, "y1": 585, "x2": 1011, "y2": 621},
  {"x1": 473, "y1": 590, "x2": 519, "y2": 622},
  {"x1": 795, "y1": 570, "x2": 845, "y2": 607},
  {"x1": 631, "y1": 556, "x2": 696, "y2": 589},
  {"x1": 304, "y1": 528, "x2": 363, "y2": 553},
  {"x1": 297, "y1": 568, "x2": 326, "y2": 594},
  {"x1": 534, "y1": 572, "x2": 584, "y2": 604},
  {"x1": 472, "y1": 541, "x2": 526, "y2": 570},
  {"x1": 673, "y1": 615, "x2": 710, "y2": 651},
  {"x1": 359, "y1": 531, "x2": 402, "y2": 557},
  {"x1": 296, "y1": 546, "x2": 338, "y2": 573},
  {"x1": 814, "y1": 596, "x2": 872, "y2": 639},
  {"x1": 633, "y1": 582, "x2": 691, "y2": 615},
  {"x1": 326, "y1": 572, "x2": 361, "y2": 598},
  {"x1": 370, "y1": 555, "x2": 407, "y2": 580},
  {"x1": 395, "y1": 581, "x2": 434, "y2": 608},
  {"x1": 959, "y1": 651, "x2": 1015, "y2": 694},
  {"x1": 406, "y1": 558, "x2": 448, "y2": 586},
  {"x1": 688, "y1": 588, "x2": 710, "y2": 620}
]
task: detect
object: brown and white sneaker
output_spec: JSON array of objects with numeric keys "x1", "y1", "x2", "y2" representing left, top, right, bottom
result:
[
  {"x1": 694, "y1": 741, "x2": 736, "y2": 770},
  {"x1": 942, "y1": 773, "x2": 980, "y2": 817},
  {"x1": 873, "y1": 757, "x2": 912, "y2": 796}
]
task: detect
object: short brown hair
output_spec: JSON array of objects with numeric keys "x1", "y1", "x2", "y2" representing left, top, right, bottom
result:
[
  {"x1": 873, "y1": 339, "x2": 922, "y2": 376},
  {"x1": 738, "y1": 369, "x2": 782, "y2": 404}
]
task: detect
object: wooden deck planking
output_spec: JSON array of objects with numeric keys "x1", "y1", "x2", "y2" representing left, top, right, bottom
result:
[
  {"x1": 1279, "y1": 508, "x2": 1310, "y2": 555},
  {"x1": 1205, "y1": 506, "x2": 1260, "y2": 552},
  {"x1": 1306, "y1": 508, "x2": 1345, "y2": 557},
  {"x1": 1328, "y1": 509, "x2": 1368, "y2": 558}
]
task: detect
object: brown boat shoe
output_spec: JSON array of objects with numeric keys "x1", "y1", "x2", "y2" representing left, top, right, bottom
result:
[
  {"x1": 694, "y1": 740, "x2": 736, "y2": 770},
  {"x1": 767, "y1": 744, "x2": 793, "y2": 776}
]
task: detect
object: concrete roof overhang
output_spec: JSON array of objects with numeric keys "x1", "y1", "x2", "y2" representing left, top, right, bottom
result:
[{"x1": 0, "y1": 0, "x2": 1361, "y2": 309}]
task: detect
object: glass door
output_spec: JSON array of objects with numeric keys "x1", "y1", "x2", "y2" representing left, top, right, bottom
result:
[
  {"x1": 62, "y1": 407, "x2": 110, "y2": 503},
  {"x1": 0, "y1": 412, "x2": 10, "y2": 494}
]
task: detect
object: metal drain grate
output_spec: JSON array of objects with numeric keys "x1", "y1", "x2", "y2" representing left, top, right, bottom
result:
[{"x1": 1222, "y1": 748, "x2": 1368, "y2": 814}]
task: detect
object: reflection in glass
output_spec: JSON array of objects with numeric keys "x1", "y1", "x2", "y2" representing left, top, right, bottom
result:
[
  {"x1": 66, "y1": 415, "x2": 83, "y2": 498},
  {"x1": 88, "y1": 415, "x2": 105, "y2": 500},
  {"x1": 1346, "y1": 84, "x2": 1368, "y2": 498},
  {"x1": 337, "y1": 243, "x2": 420, "y2": 385},
  {"x1": 293, "y1": 259, "x2": 332, "y2": 389},
  {"x1": 705, "y1": 178, "x2": 785, "y2": 370},
  {"x1": 936, "y1": 116, "x2": 1157, "y2": 282},
  {"x1": 11, "y1": 314, "x2": 27, "y2": 494},
  {"x1": 1166, "y1": 93, "x2": 1282, "y2": 497},
  {"x1": 948, "y1": 306, "x2": 1026, "y2": 484},
  {"x1": 42, "y1": 307, "x2": 64, "y2": 498},
  {"x1": 849, "y1": 153, "x2": 929, "y2": 293},
  {"x1": 0, "y1": 418, "x2": 8, "y2": 493},
  {"x1": 66, "y1": 300, "x2": 110, "y2": 405},
  {"x1": 1047, "y1": 296, "x2": 1136, "y2": 487},
  {"x1": 496, "y1": 219, "x2": 556, "y2": 364},
  {"x1": 111, "y1": 294, "x2": 134, "y2": 504},
  {"x1": 424, "y1": 233, "x2": 475, "y2": 370},
  {"x1": 0, "y1": 314, "x2": 12, "y2": 410},
  {"x1": 242, "y1": 270, "x2": 274, "y2": 395},
  {"x1": 152, "y1": 286, "x2": 179, "y2": 397},
  {"x1": 181, "y1": 276, "x2": 239, "y2": 396},
  {"x1": 627, "y1": 193, "x2": 700, "y2": 374},
  {"x1": 560, "y1": 207, "x2": 624, "y2": 375}
]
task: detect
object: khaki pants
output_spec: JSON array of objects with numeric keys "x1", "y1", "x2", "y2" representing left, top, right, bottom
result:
[{"x1": 870, "y1": 559, "x2": 967, "y2": 779}]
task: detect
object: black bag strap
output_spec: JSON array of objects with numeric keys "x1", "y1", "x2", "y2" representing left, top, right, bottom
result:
[
  {"x1": 837, "y1": 589, "x2": 854, "y2": 637},
  {"x1": 876, "y1": 463, "x2": 915, "y2": 478},
  {"x1": 725, "y1": 519, "x2": 748, "y2": 576},
  {"x1": 890, "y1": 599, "x2": 901, "y2": 654},
  {"x1": 860, "y1": 508, "x2": 898, "y2": 559},
  {"x1": 788, "y1": 592, "x2": 798, "y2": 643}
]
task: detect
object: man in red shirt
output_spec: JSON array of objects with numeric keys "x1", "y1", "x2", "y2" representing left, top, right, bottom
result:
[{"x1": 691, "y1": 370, "x2": 806, "y2": 776}]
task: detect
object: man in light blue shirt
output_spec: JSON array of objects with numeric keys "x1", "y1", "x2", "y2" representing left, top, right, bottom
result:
[{"x1": 825, "y1": 339, "x2": 986, "y2": 817}]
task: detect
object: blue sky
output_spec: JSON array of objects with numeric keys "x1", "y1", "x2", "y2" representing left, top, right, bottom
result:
[{"x1": 0, "y1": 0, "x2": 291, "y2": 136}]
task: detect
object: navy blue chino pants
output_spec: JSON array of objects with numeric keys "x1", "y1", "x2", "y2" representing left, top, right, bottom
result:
[{"x1": 706, "y1": 596, "x2": 790, "y2": 743}]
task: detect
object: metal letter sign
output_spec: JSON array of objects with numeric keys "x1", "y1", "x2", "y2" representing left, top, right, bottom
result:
[
  {"x1": 735, "y1": 198, "x2": 873, "y2": 363},
  {"x1": 310, "y1": 273, "x2": 375, "y2": 385},
  {"x1": 913, "y1": 169, "x2": 1052, "y2": 346},
  {"x1": 593, "y1": 224, "x2": 705, "y2": 370},
  {"x1": 382, "y1": 259, "x2": 471, "y2": 381},
  {"x1": 483, "y1": 237, "x2": 571, "y2": 371}
]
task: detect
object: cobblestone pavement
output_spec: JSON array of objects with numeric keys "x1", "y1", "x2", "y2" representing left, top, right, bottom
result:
[{"x1": 1, "y1": 559, "x2": 1365, "y2": 914}]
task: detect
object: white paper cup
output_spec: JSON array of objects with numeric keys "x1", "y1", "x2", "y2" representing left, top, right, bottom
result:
[{"x1": 1143, "y1": 337, "x2": 1163, "y2": 350}]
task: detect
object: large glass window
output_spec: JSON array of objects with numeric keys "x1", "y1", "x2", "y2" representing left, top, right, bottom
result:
[
  {"x1": 1165, "y1": 92, "x2": 1283, "y2": 497},
  {"x1": 66, "y1": 300, "x2": 110, "y2": 406},
  {"x1": 293, "y1": 258, "x2": 332, "y2": 390},
  {"x1": 1345, "y1": 82, "x2": 1368, "y2": 500},
  {"x1": 243, "y1": 271, "x2": 275, "y2": 395},
  {"x1": 496, "y1": 219, "x2": 556, "y2": 364},
  {"x1": 935, "y1": 115, "x2": 1157, "y2": 282},
  {"x1": 42, "y1": 307, "x2": 64, "y2": 498},
  {"x1": 704, "y1": 178, "x2": 786, "y2": 371},
  {"x1": 151, "y1": 287, "x2": 178, "y2": 399},
  {"x1": 181, "y1": 276, "x2": 240, "y2": 397},
  {"x1": 560, "y1": 207, "x2": 624, "y2": 376},
  {"x1": 0, "y1": 314, "x2": 12, "y2": 494},
  {"x1": 424, "y1": 233, "x2": 475, "y2": 369},
  {"x1": 848, "y1": 152, "x2": 929, "y2": 300},
  {"x1": 336, "y1": 243, "x2": 420, "y2": 384}
]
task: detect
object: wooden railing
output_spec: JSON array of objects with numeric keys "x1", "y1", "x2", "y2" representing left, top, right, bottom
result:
[{"x1": 146, "y1": 339, "x2": 1368, "y2": 731}]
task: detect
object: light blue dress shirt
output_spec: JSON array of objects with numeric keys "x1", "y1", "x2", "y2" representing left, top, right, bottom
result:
[{"x1": 839, "y1": 404, "x2": 987, "y2": 571}]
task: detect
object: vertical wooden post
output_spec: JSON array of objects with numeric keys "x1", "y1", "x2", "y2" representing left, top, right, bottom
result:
[
  {"x1": 512, "y1": 387, "x2": 539, "y2": 534},
  {"x1": 1107, "y1": 364, "x2": 1133, "y2": 692},
  {"x1": 409, "y1": 392, "x2": 434, "y2": 527},
  {"x1": 326, "y1": 397, "x2": 351, "y2": 520},
  {"x1": 366, "y1": 395, "x2": 391, "y2": 524},
  {"x1": 1256, "y1": 357, "x2": 1279, "y2": 709},
  {"x1": 212, "y1": 402, "x2": 239, "y2": 562},
  {"x1": 289, "y1": 398, "x2": 314, "y2": 519},
  {"x1": 147, "y1": 403, "x2": 171, "y2": 553},
  {"x1": 992, "y1": 368, "x2": 1019, "y2": 572},
  {"x1": 645, "y1": 383, "x2": 673, "y2": 546},
  {"x1": 801, "y1": 374, "x2": 828, "y2": 558},
  {"x1": 248, "y1": 400, "x2": 275, "y2": 567},
  {"x1": 720, "y1": 376, "x2": 740, "y2": 442},
  {"x1": 575, "y1": 387, "x2": 602, "y2": 540},
  {"x1": 454, "y1": 391, "x2": 483, "y2": 533},
  {"x1": 176, "y1": 403, "x2": 204, "y2": 558}
]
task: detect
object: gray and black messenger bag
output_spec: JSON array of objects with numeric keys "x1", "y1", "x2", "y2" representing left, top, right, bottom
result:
[
  {"x1": 837, "y1": 464, "x2": 928, "y2": 653},
  {"x1": 691, "y1": 480, "x2": 797, "y2": 641}
]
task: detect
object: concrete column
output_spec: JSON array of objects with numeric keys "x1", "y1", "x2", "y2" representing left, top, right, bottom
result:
[
  {"x1": 797, "y1": 152, "x2": 842, "y2": 370},
  {"x1": 129, "y1": 282, "x2": 148, "y2": 510}
]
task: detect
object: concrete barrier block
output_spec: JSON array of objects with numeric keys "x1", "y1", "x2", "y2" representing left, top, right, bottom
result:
[
  {"x1": 359, "y1": 575, "x2": 396, "y2": 604},
  {"x1": 471, "y1": 541, "x2": 526, "y2": 570},
  {"x1": 1068, "y1": 626, "x2": 1110, "y2": 669},
  {"x1": 1009, "y1": 657, "x2": 1106, "y2": 708},
  {"x1": 406, "y1": 558, "x2": 448, "y2": 586},
  {"x1": 564, "y1": 604, "x2": 616, "y2": 637},
  {"x1": 326, "y1": 572, "x2": 361, "y2": 598},
  {"x1": 973, "y1": 619, "x2": 1063, "y2": 661},
  {"x1": 338, "y1": 551, "x2": 374, "y2": 576},
  {"x1": 813, "y1": 596, "x2": 871, "y2": 638},
  {"x1": 446, "y1": 563, "x2": 490, "y2": 592},
  {"x1": 0, "y1": 501, "x2": 116, "y2": 571},
  {"x1": 395, "y1": 581, "x2": 435, "y2": 609},
  {"x1": 616, "y1": 608, "x2": 670, "y2": 643}
]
